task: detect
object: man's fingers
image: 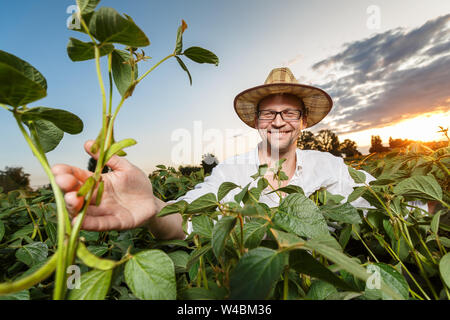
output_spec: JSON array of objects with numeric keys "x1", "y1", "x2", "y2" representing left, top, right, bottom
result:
[
  {"x1": 55, "y1": 174, "x2": 81, "y2": 193},
  {"x1": 64, "y1": 191, "x2": 84, "y2": 216},
  {"x1": 78, "y1": 214, "x2": 123, "y2": 231},
  {"x1": 84, "y1": 140, "x2": 133, "y2": 172},
  {"x1": 51, "y1": 164, "x2": 93, "y2": 182}
]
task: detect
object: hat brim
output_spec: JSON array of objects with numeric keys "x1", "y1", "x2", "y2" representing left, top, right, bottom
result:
[{"x1": 234, "y1": 83, "x2": 333, "y2": 129}]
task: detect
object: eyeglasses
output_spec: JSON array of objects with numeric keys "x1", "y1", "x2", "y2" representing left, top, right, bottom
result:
[{"x1": 257, "y1": 109, "x2": 302, "y2": 120}]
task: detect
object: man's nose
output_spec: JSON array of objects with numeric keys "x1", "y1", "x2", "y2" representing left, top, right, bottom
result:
[{"x1": 272, "y1": 113, "x2": 286, "y2": 127}]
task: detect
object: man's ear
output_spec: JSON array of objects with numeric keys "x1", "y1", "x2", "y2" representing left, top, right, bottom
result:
[{"x1": 300, "y1": 115, "x2": 307, "y2": 130}]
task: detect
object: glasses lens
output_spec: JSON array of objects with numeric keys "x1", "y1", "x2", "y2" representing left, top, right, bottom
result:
[
  {"x1": 258, "y1": 111, "x2": 275, "y2": 120},
  {"x1": 282, "y1": 110, "x2": 301, "y2": 120}
]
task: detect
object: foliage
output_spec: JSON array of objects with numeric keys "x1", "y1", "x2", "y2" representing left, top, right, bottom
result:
[{"x1": 1, "y1": 138, "x2": 448, "y2": 300}]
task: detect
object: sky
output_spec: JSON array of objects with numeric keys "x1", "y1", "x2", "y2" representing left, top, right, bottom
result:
[{"x1": 0, "y1": 0, "x2": 449, "y2": 187}]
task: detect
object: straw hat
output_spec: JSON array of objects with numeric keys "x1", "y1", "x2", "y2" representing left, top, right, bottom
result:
[{"x1": 233, "y1": 67, "x2": 333, "y2": 128}]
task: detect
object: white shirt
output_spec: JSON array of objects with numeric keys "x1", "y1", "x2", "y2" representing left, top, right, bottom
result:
[{"x1": 170, "y1": 145, "x2": 379, "y2": 234}]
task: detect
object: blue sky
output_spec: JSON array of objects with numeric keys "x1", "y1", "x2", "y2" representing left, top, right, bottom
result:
[{"x1": 1, "y1": 0, "x2": 449, "y2": 186}]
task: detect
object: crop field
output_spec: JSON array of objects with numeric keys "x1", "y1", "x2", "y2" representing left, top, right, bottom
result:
[{"x1": 0, "y1": 141, "x2": 449, "y2": 300}]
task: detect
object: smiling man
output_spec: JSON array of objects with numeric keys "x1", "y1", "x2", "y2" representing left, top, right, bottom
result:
[{"x1": 51, "y1": 67, "x2": 377, "y2": 239}]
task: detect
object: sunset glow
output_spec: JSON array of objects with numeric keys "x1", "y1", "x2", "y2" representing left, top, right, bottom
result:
[{"x1": 339, "y1": 110, "x2": 450, "y2": 152}]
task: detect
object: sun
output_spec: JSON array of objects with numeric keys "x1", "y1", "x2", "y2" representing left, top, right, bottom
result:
[{"x1": 339, "y1": 110, "x2": 450, "y2": 152}]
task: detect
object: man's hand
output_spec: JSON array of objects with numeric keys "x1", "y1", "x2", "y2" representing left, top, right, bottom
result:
[{"x1": 51, "y1": 140, "x2": 184, "y2": 239}]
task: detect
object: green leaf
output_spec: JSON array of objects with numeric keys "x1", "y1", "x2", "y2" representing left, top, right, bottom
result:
[
  {"x1": 268, "y1": 185, "x2": 305, "y2": 195},
  {"x1": 186, "y1": 193, "x2": 217, "y2": 214},
  {"x1": 440, "y1": 252, "x2": 450, "y2": 289},
  {"x1": 168, "y1": 250, "x2": 190, "y2": 273},
  {"x1": 217, "y1": 182, "x2": 239, "y2": 201},
  {"x1": 250, "y1": 164, "x2": 268, "y2": 179},
  {"x1": 192, "y1": 215, "x2": 214, "y2": 238},
  {"x1": 0, "y1": 50, "x2": 47, "y2": 107},
  {"x1": 320, "y1": 202, "x2": 362, "y2": 224},
  {"x1": 348, "y1": 166, "x2": 366, "y2": 184},
  {"x1": 174, "y1": 20, "x2": 187, "y2": 55},
  {"x1": 68, "y1": 269, "x2": 112, "y2": 300},
  {"x1": 124, "y1": 249, "x2": 176, "y2": 300},
  {"x1": 183, "y1": 46, "x2": 219, "y2": 66},
  {"x1": 86, "y1": 245, "x2": 108, "y2": 257},
  {"x1": 212, "y1": 216, "x2": 237, "y2": 259},
  {"x1": 326, "y1": 291, "x2": 362, "y2": 300},
  {"x1": 339, "y1": 225, "x2": 352, "y2": 249},
  {"x1": 242, "y1": 220, "x2": 267, "y2": 249},
  {"x1": 234, "y1": 182, "x2": 250, "y2": 204},
  {"x1": 0, "y1": 290, "x2": 30, "y2": 300},
  {"x1": 431, "y1": 211, "x2": 441, "y2": 234},
  {"x1": 230, "y1": 247, "x2": 286, "y2": 299},
  {"x1": 270, "y1": 228, "x2": 305, "y2": 248},
  {"x1": 89, "y1": 7, "x2": 150, "y2": 47},
  {"x1": 111, "y1": 49, "x2": 138, "y2": 97},
  {"x1": 67, "y1": 38, "x2": 114, "y2": 62},
  {"x1": 0, "y1": 220, "x2": 4, "y2": 242},
  {"x1": 393, "y1": 175, "x2": 442, "y2": 202},
  {"x1": 303, "y1": 239, "x2": 403, "y2": 300},
  {"x1": 175, "y1": 56, "x2": 192, "y2": 86},
  {"x1": 347, "y1": 186, "x2": 367, "y2": 203},
  {"x1": 103, "y1": 138, "x2": 136, "y2": 164},
  {"x1": 289, "y1": 250, "x2": 356, "y2": 291},
  {"x1": 306, "y1": 280, "x2": 337, "y2": 300},
  {"x1": 364, "y1": 263, "x2": 409, "y2": 300},
  {"x1": 22, "y1": 106, "x2": 83, "y2": 135},
  {"x1": 76, "y1": 0, "x2": 100, "y2": 14},
  {"x1": 157, "y1": 200, "x2": 188, "y2": 217},
  {"x1": 15, "y1": 242, "x2": 48, "y2": 267},
  {"x1": 274, "y1": 193, "x2": 330, "y2": 239},
  {"x1": 186, "y1": 244, "x2": 211, "y2": 271}
]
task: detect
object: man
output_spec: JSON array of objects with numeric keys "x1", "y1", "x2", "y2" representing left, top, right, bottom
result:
[{"x1": 49, "y1": 68, "x2": 388, "y2": 239}]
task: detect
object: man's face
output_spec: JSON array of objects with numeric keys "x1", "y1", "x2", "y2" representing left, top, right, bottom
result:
[{"x1": 255, "y1": 94, "x2": 306, "y2": 153}]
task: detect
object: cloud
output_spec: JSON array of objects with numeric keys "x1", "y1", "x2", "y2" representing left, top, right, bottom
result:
[{"x1": 309, "y1": 14, "x2": 450, "y2": 135}]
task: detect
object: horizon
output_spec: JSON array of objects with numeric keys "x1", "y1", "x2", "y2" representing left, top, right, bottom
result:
[{"x1": 1, "y1": 0, "x2": 449, "y2": 187}]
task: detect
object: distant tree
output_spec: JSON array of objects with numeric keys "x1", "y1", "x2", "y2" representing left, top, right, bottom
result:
[
  {"x1": 369, "y1": 135, "x2": 390, "y2": 153},
  {"x1": 201, "y1": 153, "x2": 219, "y2": 175},
  {"x1": 389, "y1": 137, "x2": 412, "y2": 149},
  {"x1": 315, "y1": 130, "x2": 341, "y2": 156},
  {"x1": 0, "y1": 166, "x2": 31, "y2": 193},
  {"x1": 297, "y1": 130, "x2": 317, "y2": 150},
  {"x1": 339, "y1": 139, "x2": 362, "y2": 157}
]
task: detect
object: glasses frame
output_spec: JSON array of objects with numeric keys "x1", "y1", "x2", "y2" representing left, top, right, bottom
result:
[{"x1": 257, "y1": 109, "x2": 303, "y2": 121}]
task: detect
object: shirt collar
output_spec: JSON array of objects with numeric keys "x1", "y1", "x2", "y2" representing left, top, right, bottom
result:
[{"x1": 254, "y1": 144, "x2": 303, "y2": 174}]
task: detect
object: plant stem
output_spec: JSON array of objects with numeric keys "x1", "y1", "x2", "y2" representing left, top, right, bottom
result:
[
  {"x1": 136, "y1": 54, "x2": 175, "y2": 83},
  {"x1": 352, "y1": 225, "x2": 379, "y2": 263},
  {"x1": 283, "y1": 267, "x2": 289, "y2": 300},
  {"x1": 411, "y1": 228, "x2": 437, "y2": 264},
  {"x1": 108, "y1": 53, "x2": 113, "y2": 116},
  {"x1": 0, "y1": 103, "x2": 10, "y2": 111},
  {"x1": 25, "y1": 205, "x2": 43, "y2": 242},
  {"x1": 13, "y1": 115, "x2": 68, "y2": 300}
]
